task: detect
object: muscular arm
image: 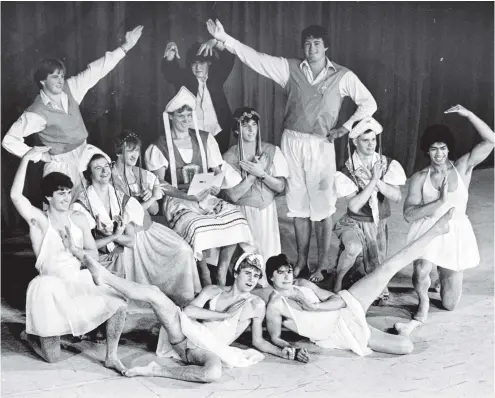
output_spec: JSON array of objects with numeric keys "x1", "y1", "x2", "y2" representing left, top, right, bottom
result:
[
  {"x1": 347, "y1": 179, "x2": 379, "y2": 214},
  {"x1": 223, "y1": 174, "x2": 257, "y2": 202},
  {"x1": 250, "y1": 300, "x2": 287, "y2": 358},
  {"x1": 458, "y1": 111, "x2": 495, "y2": 170},
  {"x1": 403, "y1": 172, "x2": 442, "y2": 223},
  {"x1": 183, "y1": 286, "x2": 231, "y2": 321},
  {"x1": 261, "y1": 174, "x2": 286, "y2": 194},
  {"x1": 266, "y1": 297, "x2": 292, "y2": 349},
  {"x1": 376, "y1": 180, "x2": 402, "y2": 202},
  {"x1": 71, "y1": 212, "x2": 98, "y2": 260},
  {"x1": 295, "y1": 279, "x2": 346, "y2": 311}
]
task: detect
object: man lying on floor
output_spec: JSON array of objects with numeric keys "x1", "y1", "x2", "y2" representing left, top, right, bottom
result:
[
  {"x1": 83, "y1": 252, "x2": 308, "y2": 383},
  {"x1": 265, "y1": 206, "x2": 454, "y2": 357},
  {"x1": 10, "y1": 147, "x2": 127, "y2": 372}
]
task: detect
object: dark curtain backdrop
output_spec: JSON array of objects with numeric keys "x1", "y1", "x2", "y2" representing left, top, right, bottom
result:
[{"x1": 2, "y1": 1, "x2": 493, "y2": 234}]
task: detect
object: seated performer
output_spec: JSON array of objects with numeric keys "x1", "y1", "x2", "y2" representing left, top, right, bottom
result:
[
  {"x1": 82, "y1": 253, "x2": 309, "y2": 382},
  {"x1": 112, "y1": 131, "x2": 164, "y2": 216},
  {"x1": 162, "y1": 39, "x2": 235, "y2": 153},
  {"x1": 2, "y1": 26, "x2": 143, "y2": 198},
  {"x1": 395, "y1": 105, "x2": 494, "y2": 337},
  {"x1": 266, "y1": 206, "x2": 455, "y2": 357},
  {"x1": 10, "y1": 147, "x2": 127, "y2": 372},
  {"x1": 73, "y1": 153, "x2": 201, "y2": 307},
  {"x1": 222, "y1": 107, "x2": 289, "y2": 287},
  {"x1": 333, "y1": 117, "x2": 406, "y2": 298},
  {"x1": 145, "y1": 86, "x2": 254, "y2": 286}
]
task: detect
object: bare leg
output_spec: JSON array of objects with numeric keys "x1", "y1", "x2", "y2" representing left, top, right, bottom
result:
[
  {"x1": 367, "y1": 326, "x2": 413, "y2": 355},
  {"x1": 125, "y1": 349, "x2": 222, "y2": 383},
  {"x1": 334, "y1": 230, "x2": 363, "y2": 292},
  {"x1": 293, "y1": 217, "x2": 312, "y2": 277},
  {"x1": 412, "y1": 259, "x2": 434, "y2": 321},
  {"x1": 438, "y1": 267, "x2": 463, "y2": 311},
  {"x1": 197, "y1": 257, "x2": 212, "y2": 287},
  {"x1": 104, "y1": 305, "x2": 127, "y2": 374},
  {"x1": 217, "y1": 244, "x2": 236, "y2": 286},
  {"x1": 310, "y1": 217, "x2": 333, "y2": 282},
  {"x1": 21, "y1": 333, "x2": 62, "y2": 363},
  {"x1": 348, "y1": 208, "x2": 454, "y2": 314}
]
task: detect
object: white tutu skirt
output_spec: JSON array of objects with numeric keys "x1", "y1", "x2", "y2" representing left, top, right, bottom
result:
[
  {"x1": 26, "y1": 269, "x2": 125, "y2": 337},
  {"x1": 407, "y1": 215, "x2": 479, "y2": 271}
]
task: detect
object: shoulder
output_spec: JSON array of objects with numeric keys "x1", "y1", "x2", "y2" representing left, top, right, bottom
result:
[
  {"x1": 267, "y1": 291, "x2": 283, "y2": 309},
  {"x1": 294, "y1": 278, "x2": 315, "y2": 290},
  {"x1": 410, "y1": 168, "x2": 428, "y2": 183},
  {"x1": 331, "y1": 61, "x2": 350, "y2": 74},
  {"x1": 70, "y1": 210, "x2": 90, "y2": 228},
  {"x1": 201, "y1": 284, "x2": 224, "y2": 297}
]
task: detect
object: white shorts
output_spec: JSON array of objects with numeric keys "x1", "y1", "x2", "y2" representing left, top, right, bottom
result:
[
  {"x1": 281, "y1": 130, "x2": 337, "y2": 222},
  {"x1": 43, "y1": 142, "x2": 109, "y2": 188}
]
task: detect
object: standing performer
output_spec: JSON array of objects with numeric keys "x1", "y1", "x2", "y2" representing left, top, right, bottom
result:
[
  {"x1": 395, "y1": 105, "x2": 494, "y2": 337},
  {"x1": 162, "y1": 39, "x2": 235, "y2": 153},
  {"x1": 222, "y1": 107, "x2": 289, "y2": 286},
  {"x1": 266, "y1": 206, "x2": 454, "y2": 357},
  {"x1": 333, "y1": 117, "x2": 406, "y2": 298},
  {"x1": 145, "y1": 87, "x2": 254, "y2": 286},
  {"x1": 206, "y1": 19, "x2": 377, "y2": 282},
  {"x1": 2, "y1": 26, "x2": 143, "y2": 199},
  {"x1": 74, "y1": 154, "x2": 201, "y2": 308},
  {"x1": 10, "y1": 147, "x2": 127, "y2": 372}
]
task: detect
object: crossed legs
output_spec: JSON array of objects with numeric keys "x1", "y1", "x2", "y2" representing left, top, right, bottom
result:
[{"x1": 83, "y1": 255, "x2": 222, "y2": 382}]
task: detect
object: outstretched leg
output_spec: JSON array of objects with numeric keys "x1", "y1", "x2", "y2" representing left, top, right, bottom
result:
[
  {"x1": 334, "y1": 230, "x2": 363, "y2": 292},
  {"x1": 310, "y1": 217, "x2": 333, "y2": 282},
  {"x1": 293, "y1": 217, "x2": 312, "y2": 277},
  {"x1": 217, "y1": 244, "x2": 237, "y2": 286},
  {"x1": 367, "y1": 326, "x2": 413, "y2": 355},
  {"x1": 348, "y1": 208, "x2": 454, "y2": 314}
]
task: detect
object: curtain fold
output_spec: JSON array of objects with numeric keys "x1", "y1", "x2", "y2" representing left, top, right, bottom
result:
[{"x1": 1, "y1": 2, "x2": 493, "y2": 233}]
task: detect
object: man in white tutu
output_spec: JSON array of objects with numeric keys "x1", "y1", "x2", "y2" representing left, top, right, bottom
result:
[
  {"x1": 82, "y1": 253, "x2": 308, "y2": 383},
  {"x1": 396, "y1": 105, "x2": 494, "y2": 337},
  {"x1": 10, "y1": 147, "x2": 127, "y2": 373}
]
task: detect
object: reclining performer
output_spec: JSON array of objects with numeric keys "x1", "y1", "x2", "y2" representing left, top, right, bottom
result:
[
  {"x1": 2, "y1": 26, "x2": 143, "y2": 199},
  {"x1": 145, "y1": 86, "x2": 254, "y2": 286},
  {"x1": 333, "y1": 117, "x2": 406, "y2": 299},
  {"x1": 395, "y1": 105, "x2": 494, "y2": 337},
  {"x1": 73, "y1": 153, "x2": 201, "y2": 307},
  {"x1": 266, "y1": 207, "x2": 455, "y2": 357},
  {"x1": 10, "y1": 147, "x2": 127, "y2": 372},
  {"x1": 82, "y1": 253, "x2": 308, "y2": 383}
]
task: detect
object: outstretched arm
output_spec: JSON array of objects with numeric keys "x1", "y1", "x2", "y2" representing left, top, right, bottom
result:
[
  {"x1": 10, "y1": 147, "x2": 51, "y2": 224},
  {"x1": 68, "y1": 25, "x2": 143, "y2": 104},
  {"x1": 206, "y1": 19, "x2": 290, "y2": 88},
  {"x1": 446, "y1": 105, "x2": 495, "y2": 170}
]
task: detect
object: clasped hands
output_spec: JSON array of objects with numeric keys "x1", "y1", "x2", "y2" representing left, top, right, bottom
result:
[{"x1": 239, "y1": 153, "x2": 269, "y2": 179}]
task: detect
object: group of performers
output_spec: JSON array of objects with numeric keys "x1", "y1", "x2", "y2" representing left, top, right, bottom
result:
[{"x1": 3, "y1": 20, "x2": 494, "y2": 383}]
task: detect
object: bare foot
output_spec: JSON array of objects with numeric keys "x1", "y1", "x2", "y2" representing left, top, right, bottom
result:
[
  {"x1": 394, "y1": 320, "x2": 422, "y2": 337},
  {"x1": 293, "y1": 264, "x2": 305, "y2": 278},
  {"x1": 123, "y1": 361, "x2": 160, "y2": 377},
  {"x1": 378, "y1": 287, "x2": 390, "y2": 301},
  {"x1": 309, "y1": 269, "x2": 325, "y2": 283},
  {"x1": 105, "y1": 355, "x2": 127, "y2": 375},
  {"x1": 431, "y1": 208, "x2": 454, "y2": 236},
  {"x1": 83, "y1": 254, "x2": 104, "y2": 286}
]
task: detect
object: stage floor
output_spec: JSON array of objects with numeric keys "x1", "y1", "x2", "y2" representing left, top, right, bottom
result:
[{"x1": 2, "y1": 168, "x2": 493, "y2": 398}]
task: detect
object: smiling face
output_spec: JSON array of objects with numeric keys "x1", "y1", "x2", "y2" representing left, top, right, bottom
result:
[
  {"x1": 170, "y1": 107, "x2": 193, "y2": 133},
  {"x1": 234, "y1": 266, "x2": 262, "y2": 293},
  {"x1": 191, "y1": 60, "x2": 210, "y2": 80},
  {"x1": 240, "y1": 119, "x2": 259, "y2": 143},
  {"x1": 428, "y1": 142, "x2": 449, "y2": 165},
  {"x1": 41, "y1": 68, "x2": 65, "y2": 95},
  {"x1": 46, "y1": 188, "x2": 72, "y2": 211},
  {"x1": 89, "y1": 157, "x2": 112, "y2": 185},
  {"x1": 120, "y1": 143, "x2": 141, "y2": 167},
  {"x1": 303, "y1": 37, "x2": 328, "y2": 64},
  {"x1": 270, "y1": 265, "x2": 294, "y2": 290},
  {"x1": 354, "y1": 131, "x2": 377, "y2": 156}
]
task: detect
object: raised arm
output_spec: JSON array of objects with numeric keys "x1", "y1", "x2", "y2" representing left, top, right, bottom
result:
[
  {"x1": 206, "y1": 19, "x2": 290, "y2": 88},
  {"x1": 161, "y1": 41, "x2": 189, "y2": 86},
  {"x1": 445, "y1": 105, "x2": 495, "y2": 170},
  {"x1": 67, "y1": 25, "x2": 143, "y2": 104},
  {"x1": 10, "y1": 147, "x2": 51, "y2": 224}
]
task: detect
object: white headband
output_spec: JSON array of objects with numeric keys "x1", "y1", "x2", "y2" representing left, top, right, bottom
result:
[
  {"x1": 234, "y1": 253, "x2": 264, "y2": 273},
  {"x1": 349, "y1": 116, "x2": 383, "y2": 139}
]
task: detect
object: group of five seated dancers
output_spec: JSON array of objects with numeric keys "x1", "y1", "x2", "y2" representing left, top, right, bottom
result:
[{"x1": 4, "y1": 20, "x2": 494, "y2": 382}]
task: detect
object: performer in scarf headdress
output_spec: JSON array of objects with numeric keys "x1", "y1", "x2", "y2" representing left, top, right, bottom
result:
[
  {"x1": 74, "y1": 153, "x2": 201, "y2": 308},
  {"x1": 222, "y1": 107, "x2": 289, "y2": 287},
  {"x1": 144, "y1": 87, "x2": 255, "y2": 286},
  {"x1": 333, "y1": 117, "x2": 406, "y2": 299}
]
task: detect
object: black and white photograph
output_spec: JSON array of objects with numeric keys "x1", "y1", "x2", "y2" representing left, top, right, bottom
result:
[{"x1": 1, "y1": 2, "x2": 493, "y2": 397}]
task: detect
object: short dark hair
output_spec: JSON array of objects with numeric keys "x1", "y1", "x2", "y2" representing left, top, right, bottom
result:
[
  {"x1": 420, "y1": 124, "x2": 456, "y2": 155},
  {"x1": 265, "y1": 254, "x2": 293, "y2": 286},
  {"x1": 186, "y1": 42, "x2": 214, "y2": 66},
  {"x1": 231, "y1": 106, "x2": 260, "y2": 134},
  {"x1": 34, "y1": 58, "x2": 66, "y2": 89},
  {"x1": 115, "y1": 130, "x2": 142, "y2": 155},
  {"x1": 41, "y1": 172, "x2": 73, "y2": 201},
  {"x1": 83, "y1": 153, "x2": 109, "y2": 184},
  {"x1": 301, "y1": 25, "x2": 329, "y2": 48}
]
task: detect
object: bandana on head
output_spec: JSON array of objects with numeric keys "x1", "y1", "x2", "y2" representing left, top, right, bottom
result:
[
  {"x1": 162, "y1": 86, "x2": 208, "y2": 187},
  {"x1": 234, "y1": 253, "x2": 264, "y2": 275},
  {"x1": 349, "y1": 116, "x2": 383, "y2": 139}
]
